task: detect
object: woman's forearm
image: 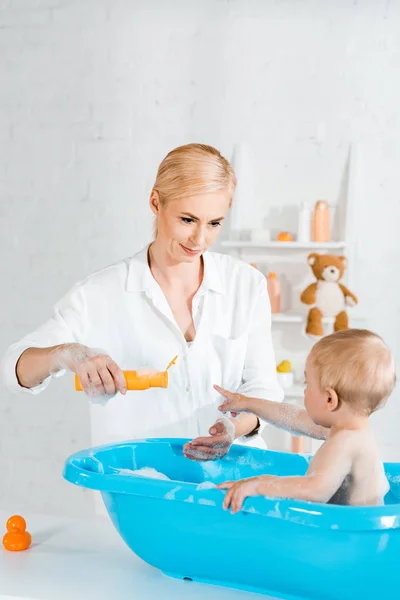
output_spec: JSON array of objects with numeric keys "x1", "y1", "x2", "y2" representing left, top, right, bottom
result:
[
  {"x1": 231, "y1": 413, "x2": 259, "y2": 438},
  {"x1": 16, "y1": 345, "x2": 62, "y2": 389},
  {"x1": 16, "y1": 344, "x2": 127, "y2": 396},
  {"x1": 245, "y1": 398, "x2": 327, "y2": 440}
]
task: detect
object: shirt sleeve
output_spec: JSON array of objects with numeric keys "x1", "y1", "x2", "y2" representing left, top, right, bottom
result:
[
  {"x1": 0, "y1": 283, "x2": 87, "y2": 395},
  {"x1": 237, "y1": 277, "x2": 284, "y2": 403}
]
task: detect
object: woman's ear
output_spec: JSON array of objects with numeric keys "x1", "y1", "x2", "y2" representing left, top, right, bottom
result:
[
  {"x1": 326, "y1": 388, "x2": 339, "y2": 411},
  {"x1": 149, "y1": 189, "x2": 160, "y2": 216}
]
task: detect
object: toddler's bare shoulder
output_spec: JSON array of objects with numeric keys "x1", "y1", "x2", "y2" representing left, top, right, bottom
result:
[{"x1": 329, "y1": 429, "x2": 363, "y2": 448}]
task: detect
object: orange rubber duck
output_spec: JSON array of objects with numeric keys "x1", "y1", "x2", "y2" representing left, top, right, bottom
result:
[{"x1": 2, "y1": 515, "x2": 31, "y2": 551}]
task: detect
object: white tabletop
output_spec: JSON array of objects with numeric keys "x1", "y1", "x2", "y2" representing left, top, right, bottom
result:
[{"x1": 0, "y1": 509, "x2": 278, "y2": 600}]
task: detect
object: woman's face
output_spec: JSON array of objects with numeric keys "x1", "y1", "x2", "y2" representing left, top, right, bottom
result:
[{"x1": 151, "y1": 190, "x2": 231, "y2": 262}]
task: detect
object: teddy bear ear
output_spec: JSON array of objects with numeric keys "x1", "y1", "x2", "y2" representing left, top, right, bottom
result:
[
  {"x1": 307, "y1": 252, "x2": 319, "y2": 266},
  {"x1": 339, "y1": 255, "x2": 347, "y2": 267}
]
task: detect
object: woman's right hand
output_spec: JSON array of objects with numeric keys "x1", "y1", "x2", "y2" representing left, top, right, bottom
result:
[{"x1": 51, "y1": 343, "x2": 126, "y2": 397}]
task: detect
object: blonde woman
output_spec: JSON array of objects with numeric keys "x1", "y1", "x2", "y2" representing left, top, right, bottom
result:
[{"x1": 1, "y1": 144, "x2": 283, "y2": 461}]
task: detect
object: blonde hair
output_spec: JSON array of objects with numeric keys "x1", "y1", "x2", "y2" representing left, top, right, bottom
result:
[
  {"x1": 310, "y1": 329, "x2": 396, "y2": 415},
  {"x1": 152, "y1": 143, "x2": 236, "y2": 206}
]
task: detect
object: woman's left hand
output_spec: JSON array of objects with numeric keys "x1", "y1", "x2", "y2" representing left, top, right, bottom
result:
[
  {"x1": 183, "y1": 418, "x2": 235, "y2": 461},
  {"x1": 217, "y1": 476, "x2": 265, "y2": 513}
]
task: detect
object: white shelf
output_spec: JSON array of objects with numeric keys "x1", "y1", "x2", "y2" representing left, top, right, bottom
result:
[
  {"x1": 283, "y1": 384, "x2": 305, "y2": 399},
  {"x1": 272, "y1": 312, "x2": 334, "y2": 324},
  {"x1": 272, "y1": 313, "x2": 303, "y2": 323},
  {"x1": 271, "y1": 312, "x2": 367, "y2": 324},
  {"x1": 221, "y1": 240, "x2": 346, "y2": 250}
]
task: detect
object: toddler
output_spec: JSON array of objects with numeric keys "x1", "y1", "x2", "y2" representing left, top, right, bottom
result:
[{"x1": 215, "y1": 329, "x2": 396, "y2": 513}]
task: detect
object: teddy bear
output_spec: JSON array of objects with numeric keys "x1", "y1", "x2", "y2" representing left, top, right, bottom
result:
[{"x1": 300, "y1": 253, "x2": 358, "y2": 337}]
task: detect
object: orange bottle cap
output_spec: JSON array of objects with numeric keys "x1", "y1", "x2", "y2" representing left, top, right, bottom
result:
[
  {"x1": 269, "y1": 272, "x2": 277, "y2": 278},
  {"x1": 149, "y1": 371, "x2": 168, "y2": 388}
]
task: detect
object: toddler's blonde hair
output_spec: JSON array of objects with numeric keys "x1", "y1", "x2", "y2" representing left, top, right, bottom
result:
[
  {"x1": 310, "y1": 329, "x2": 396, "y2": 415},
  {"x1": 152, "y1": 143, "x2": 236, "y2": 206}
]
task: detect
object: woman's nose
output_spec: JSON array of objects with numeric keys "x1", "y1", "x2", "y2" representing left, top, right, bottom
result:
[{"x1": 191, "y1": 226, "x2": 206, "y2": 246}]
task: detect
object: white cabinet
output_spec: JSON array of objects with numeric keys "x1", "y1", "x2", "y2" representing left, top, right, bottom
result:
[
  {"x1": 220, "y1": 146, "x2": 366, "y2": 453},
  {"x1": 219, "y1": 237, "x2": 363, "y2": 454}
]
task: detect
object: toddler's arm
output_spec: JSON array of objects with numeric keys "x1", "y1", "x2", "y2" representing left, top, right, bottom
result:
[
  {"x1": 218, "y1": 431, "x2": 353, "y2": 512},
  {"x1": 214, "y1": 385, "x2": 327, "y2": 440}
]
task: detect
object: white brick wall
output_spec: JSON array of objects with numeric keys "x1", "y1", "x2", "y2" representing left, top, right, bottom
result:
[{"x1": 1, "y1": 0, "x2": 400, "y2": 516}]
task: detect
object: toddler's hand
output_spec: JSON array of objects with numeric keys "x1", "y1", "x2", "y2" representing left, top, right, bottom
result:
[
  {"x1": 50, "y1": 343, "x2": 126, "y2": 397},
  {"x1": 217, "y1": 476, "x2": 265, "y2": 513},
  {"x1": 214, "y1": 385, "x2": 250, "y2": 415}
]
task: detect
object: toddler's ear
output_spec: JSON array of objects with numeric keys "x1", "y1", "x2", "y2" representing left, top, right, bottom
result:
[{"x1": 326, "y1": 388, "x2": 339, "y2": 411}]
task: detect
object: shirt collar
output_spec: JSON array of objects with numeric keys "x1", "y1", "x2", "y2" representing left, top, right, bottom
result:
[
  {"x1": 200, "y1": 251, "x2": 225, "y2": 295},
  {"x1": 126, "y1": 245, "x2": 153, "y2": 293},
  {"x1": 126, "y1": 245, "x2": 225, "y2": 296}
]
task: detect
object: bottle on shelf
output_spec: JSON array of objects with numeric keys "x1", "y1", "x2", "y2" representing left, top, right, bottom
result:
[
  {"x1": 267, "y1": 272, "x2": 281, "y2": 314},
  {"x1": 312, "y1": 200, "x2": 330, "y2": 242},
  {"x1": 291, "y1": 436, "x2": 305, "y2": 454},
  {"x1": 276, "y1": 231, "x2": 294, "y2": 242},
  {"x1": 276, "y1": 360, "x2": 294, "y2": 389},
  {"x1": 297, "y1": 202, "x2": 311, "y2": 242}
]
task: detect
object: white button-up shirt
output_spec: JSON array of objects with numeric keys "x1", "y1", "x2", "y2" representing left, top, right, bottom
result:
[{"x1": 1, "y1": 246, "x2": 283, "y2": 449}]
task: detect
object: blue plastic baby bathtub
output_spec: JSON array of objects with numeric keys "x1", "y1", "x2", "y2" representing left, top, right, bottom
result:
[{"x1": 63, "y1": 439, "x2": 400, "y2": 600}]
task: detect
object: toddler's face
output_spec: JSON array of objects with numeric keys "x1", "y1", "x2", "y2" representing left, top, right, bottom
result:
[{"x1": 304, "y1": 357, "x2": 330, "y2": 426}]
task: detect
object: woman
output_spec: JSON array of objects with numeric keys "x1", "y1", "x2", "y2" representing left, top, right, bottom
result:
[{"x1": 1, "y1": 143, "x2": 283, "y2": 461}]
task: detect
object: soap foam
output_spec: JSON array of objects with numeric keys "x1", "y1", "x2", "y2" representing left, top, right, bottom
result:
[
  {"x1": 116, "y1": 467, "x2": 170, "y2": 480},
  {"x1": 196, "y1": 481, "x2": 216, "y2": 491},
  {"x1": 136, "y1": 367, "x2": 159, "y2": 376}
]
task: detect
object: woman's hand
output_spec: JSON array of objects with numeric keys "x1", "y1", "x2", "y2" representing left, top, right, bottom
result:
[
  {"x1": 50, "y1": 343, "x2": 126, "y2": 397},
  {"x1": 217, "y1": 475, "x2": 272, "y2": 513},
  {"x1": 183, "y1": 418, "x2": 235, "y2": 461},
  {"x1": 214, "y1": 384, "x2": 253, "y2": 415}
]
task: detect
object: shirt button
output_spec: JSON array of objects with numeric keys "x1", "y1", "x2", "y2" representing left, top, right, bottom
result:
[{"x1": 186, "y1": 385, "x2": 192, "y2": 393}]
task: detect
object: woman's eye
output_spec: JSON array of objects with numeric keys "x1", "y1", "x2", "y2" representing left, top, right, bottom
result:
[
  {"x1": 210, "y1": 221, "x2": 222, "y2": 228},
  {"x1": 181, "y1": 217, "x2": 194, "y2": 224}
]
